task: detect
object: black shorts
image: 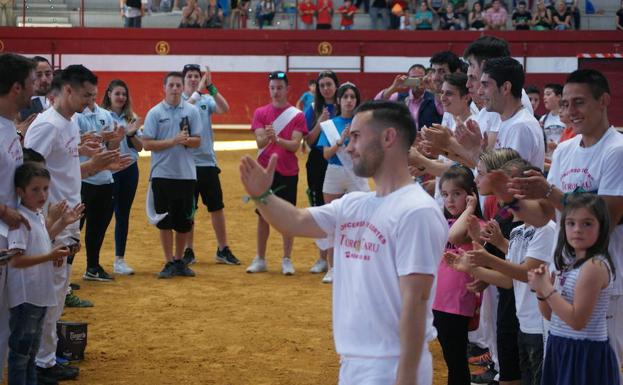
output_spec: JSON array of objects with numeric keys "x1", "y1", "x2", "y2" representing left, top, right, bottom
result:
[
  {"x1": 194, "y1": 166, "x2": 224, "y2": 212},
  {"x1": 152, "y1": 178, "x2": 196, "y2": 233},
  {"x1": 255, "y1": 172, "x2": 298, "y2": 216},
  {"x1": 497, "y1": 330, "x2": 521, "y2": 381}
]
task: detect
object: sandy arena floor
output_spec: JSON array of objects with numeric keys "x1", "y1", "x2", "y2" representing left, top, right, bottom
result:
[{"x1": 55, "y1": 140, "x2": 452, "y2": 385}]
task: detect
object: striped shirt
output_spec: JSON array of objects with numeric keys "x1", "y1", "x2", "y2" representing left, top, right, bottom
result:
[{"x1": 549, "y1": 256, "x2": 612, "y2": 341}]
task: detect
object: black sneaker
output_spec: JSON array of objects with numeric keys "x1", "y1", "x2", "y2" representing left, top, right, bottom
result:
[
  {"x1": 182, "y1": 247, "x2": 196, "y2": 265},
  {"x1": 83, "y1": 266, "x2": 114, "y2": 282},
  {"x1": 174, "y1": 259, "x2": 195, "y2": 277},
  {"x1": 37, "y1": 363, "x2": 79, "y2": 381},
  {"x1": 158, "y1": 261, "x2": 177, "y2": 279},
  {"x1": 471, "y1": 366, "x2": 498, "y2": 384},
  {"x1": 69, "y1": 282, "x2": 81, "y2": 291},
  {"x1": 467, "y1": 342, "x2": 489, "y2": 358},
  {"x1": 215, "y1": 246, "x2": 240, "y2": 265}
]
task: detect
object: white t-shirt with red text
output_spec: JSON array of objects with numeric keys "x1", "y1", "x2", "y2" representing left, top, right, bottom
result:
[
  {"x1": 547, "y1": 127, "x2": 623, "y2": 295},
  {"x1": 308, "y1": 183, "x2": 448, "y2": 357}
]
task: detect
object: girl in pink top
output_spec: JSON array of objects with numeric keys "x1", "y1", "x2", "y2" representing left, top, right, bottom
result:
[{"x1": 433, "y1": 164, "x2": 483, "y2": 385}]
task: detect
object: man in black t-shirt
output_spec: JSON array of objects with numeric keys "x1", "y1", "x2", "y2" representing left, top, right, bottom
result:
[{"x1": 511, "y1": 0, "x2": 531, "y2": 30}]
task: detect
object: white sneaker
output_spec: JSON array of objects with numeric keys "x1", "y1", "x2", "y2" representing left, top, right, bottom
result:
[
  {"x1": 113, "y1": 259, "x2": 134, "y2": 275},
  {"x1": 322, "y1": 268, "x2": 333, "y2": 284},
  {"x1": 309, "y1": 258, "x2": 328, "y2": 274},
  {"x1": 246, "y1": 256, "x2": 267, "y2": 273},
  {"x1": 282, "y1": 257, "x2": 295, "y2": 276}
]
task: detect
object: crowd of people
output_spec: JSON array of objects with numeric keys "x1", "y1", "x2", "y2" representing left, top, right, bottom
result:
[
  {"x1": 0, "y1": 32, "x2": 622, "y2": 385},
  {"x1": 114, "y1": 0, "x2": 623, "y2": 30}
]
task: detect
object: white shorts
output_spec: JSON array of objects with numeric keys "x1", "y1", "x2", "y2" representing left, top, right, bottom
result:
[
  {"x1": 338, "y1": 347, "x2": 432, "y2": 385},
  {"x1": 323, "y1": 164, "x2": 370, "y2": 195}
]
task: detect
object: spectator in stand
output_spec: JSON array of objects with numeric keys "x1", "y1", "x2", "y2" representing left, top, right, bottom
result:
[
  {"x1": 512, "y1": 0, "x2": 531, "y2": 29},
  {"x1": 468, "y1": 2, "x2": 486, "y2": 29},
  {"x1": 617, "y1": 1, "x2": 623, "y2": 30},
  {"x1": 120, "y1": 0, "x2": 146, "y2": 28},
  {"x1": 525, "y1": 85, "x2": 541, "y2": 120},
  {"x1": 355, "y1": 0, "x2": 369, "y2": 15},
  {"x1": 531, "y1": 0, "x2": 551, "y2": 29},
  {"x1": 229, "y1": 0, "x2": 249, "y2": 28},
  {"x1": 369, "y1": 0, "x2": 390, "y2": 29},
  {"x1": 316, "y1": 0, "x2": 334, "y2": 29},
  {"x1": 179, "y1": 0, "x2": 204, "y2": 27},
  {"x1": 485, "y1": 0, "x2": 507, "y2": 29},
  {"x1": 298, "y1": 0, "x2": 316, "y2": 29},
  {"x1": 338, "y1": 0, "x2": 357, "y2": 29},
  {"x1": 0, "y1": 0, "x2": 15, "y2": 26},
  {"x1": 205, "y1": 0, "x2": 224, "y2": 27},
  {"x1": 439, "y1": 2, "x2": 462, "y2": 29},
  {"x1": 398, "y1": 7, "x2": 412, "y2": 29},
  {"x1": 564, "y1": 0, "x2": 579, "y2": 29},
  {"x1": 428, "y1": 0, "x2": 447, "y2": 18},
  {"x1": 296, "y1": 80, "x2": 316, "y2": 111},
  {"x1": 389, "y1": 0, "x2": 408, "y2": 29},
  {"x1": 414, "y1": 1, "x2": 433, "y2": 29},
  {"x1": 257, "y1": 0, "x2": 276, "y2": 28},
  {"x1": 551, "y1": 0, "x2": 571, "y2": 30},
  {"x1": 449, "y1": 0, "x2": 467, "y2": 20}
]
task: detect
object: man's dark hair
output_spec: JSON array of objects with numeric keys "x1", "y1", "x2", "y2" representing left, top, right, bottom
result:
[
  {"x1": 22, "y1": 148, "x2": 46, "y2": 164},
  {"x1": 354, "y1": 100, "x2": 416, "y2": 151},
  {"x1": 181, "y1": 64, "x2": 201, "y2": 79},
  {"x1": 565, "y1": 69, "x2": 610, "y2": 100},
  {"x1": 57, "y1": 65, "x2": 98, "y2": 88},
  {"x1": 163, "y1": 71, "x2": 183, "y2": 85},
  {"x1": 50, "y1": 70, "x2": 64, "y2": 93},
  {"x1": 525, "y1": 85, "x2": 540, "y2": 95},
  {"x1": 517, "y1": 0, "x2": 527, "y2": 6},
  {"x1": 307, "y1": 79, "x2": 316, "y2": 86},
  {"x1": 482, "y1": 57, "x2": 524, "y2": 99},
  {"x1": 0, "y1": 53, "x2": 36, "y2": 96},
  {"x1": 543, "y1": 83, "x2": 563, "y2": 96},
  {"x1": 463, "y1": 36, "x2": 511, "y2": 66},
  {"x1": 32, "y1": 56, "x2": 51, "y2": 66},
  {"x1": 408, "y1": 64, "x2": 426, "y2": 73},
  {"x1": 430, "y1": 51, "x2": 462, "y2": 73},
  {"x1": 14, "y1": 162, "x2": 50, "y2": 190}
]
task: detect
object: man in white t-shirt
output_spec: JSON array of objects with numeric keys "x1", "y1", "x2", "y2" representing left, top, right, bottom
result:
[
  {"x1": 25, "y1": 65, "x2": 129, "y2": 384},
  {"x1": 479, "y1": 57, "x2": 545, "y2": 170},
  {"x1": 507, "y1": 69, "x2": 623, "y2": 377},
  {"x1": 0, "y1": 52, "x2": 36, "y2": 385},
  {"x1": 239, "y1": 100, "x2": 448, "y2": 385}
]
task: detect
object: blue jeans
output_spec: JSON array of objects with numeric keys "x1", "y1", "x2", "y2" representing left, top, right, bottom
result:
[
  {"x1": 369, "y1": 6, "x2": 389, "y2": 30},
  {"x1": 8, "y1": 303, "x2": 47, "y2": 385},
  {"x1": 113, "y1": 162, "x2": 139, "y2": 257}
]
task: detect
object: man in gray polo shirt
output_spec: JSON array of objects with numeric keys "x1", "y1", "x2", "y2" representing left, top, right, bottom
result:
[{"x1": 142, "y1": 71, "x2": 202, "y2": 279}]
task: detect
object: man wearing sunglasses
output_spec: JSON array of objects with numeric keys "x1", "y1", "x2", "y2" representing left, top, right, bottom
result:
[
  {"x1": 180, "y1": 64, "x2": 240, "y2": 267},
  {"x1": 246, "y1": 71, "x2": 308, "y2": 275}
]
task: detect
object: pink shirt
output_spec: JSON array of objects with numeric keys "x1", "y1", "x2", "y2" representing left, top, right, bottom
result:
[
  {"x1": 251, "y1": 103, "x2": 307, "y2": 176},
  {"x1": 485, "y1": 7, "x2": 508, "y2": 26},
  {"x1": 432, "y1": 219, "x2": 479, "y2": 317},
  {"x1": 374, "y1": 89, "x2": 425, "y2": 129}
]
